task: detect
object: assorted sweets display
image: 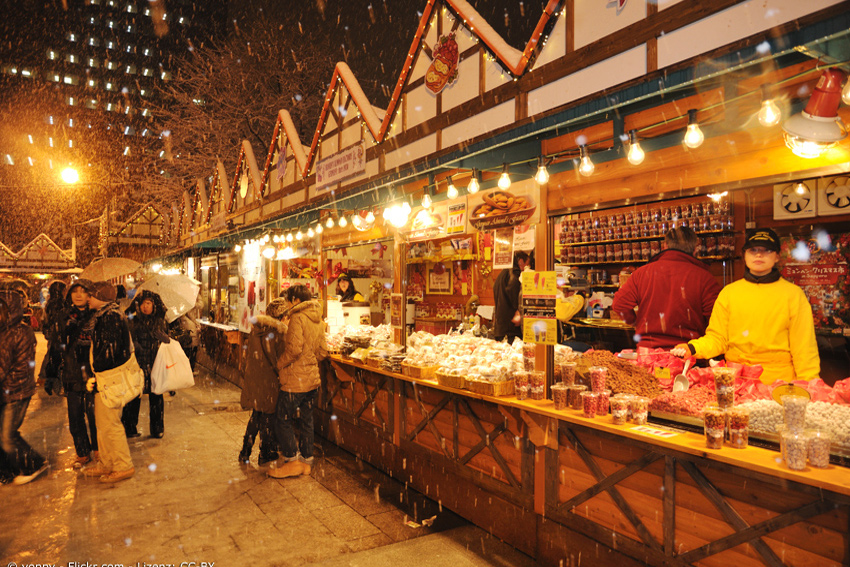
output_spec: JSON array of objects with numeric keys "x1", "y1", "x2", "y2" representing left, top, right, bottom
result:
[{"x1": 329, "y1": 325, "x2": 848, "y2": 470}]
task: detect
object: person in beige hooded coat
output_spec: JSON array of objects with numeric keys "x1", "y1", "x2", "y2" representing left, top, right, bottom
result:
[{"x1": 268, "y1": 285, "x2": 327, "y2": 479}]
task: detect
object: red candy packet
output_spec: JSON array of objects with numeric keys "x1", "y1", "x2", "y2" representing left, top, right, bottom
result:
[{"x1": 831, "y1": 378, "x2": 850, "y2": 404}]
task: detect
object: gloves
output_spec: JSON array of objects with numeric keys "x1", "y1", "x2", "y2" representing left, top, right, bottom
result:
[
  {"x1": 44, "y1": 377, "x2": 60, "y2": 396},
  {"x1": 85, "y1": 377, "x2": 96, "y2": 392},
  {"x1": 155, "y1": 330, "x2": 171, "y2": 344}
]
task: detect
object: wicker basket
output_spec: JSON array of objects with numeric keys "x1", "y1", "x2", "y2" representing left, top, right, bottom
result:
[
  {"x1": 436, "y1": 371, "x2": 466, "y2": 390},
  {"x1": 466, "y1": 379, "x2": 515, "y2": 397},
  {"x1": 401, "y1": 364, "x2": 440, "y2": 380}
]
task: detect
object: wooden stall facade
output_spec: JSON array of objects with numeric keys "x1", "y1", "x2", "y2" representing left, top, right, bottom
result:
[{"x1": 318, "y1": 358, "x2": 850, "y2": 567}]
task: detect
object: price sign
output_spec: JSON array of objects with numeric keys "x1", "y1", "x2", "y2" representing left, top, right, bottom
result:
[
  {"x1": 523, "y1": 318, "x2": 557, "y2": 345},
  {"x1": 447, "y1": 202, "x2": 467, "y2": 235},
  {"x1": 521, "y1": 271, "x2": 558, "y2": 296}
]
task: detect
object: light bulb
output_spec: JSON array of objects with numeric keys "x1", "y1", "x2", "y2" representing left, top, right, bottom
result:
[
  {"x1": 339, "y1": 215, "x2": 348, "y2": 228},
  {"x1": 316, "y1": 223, "x2": 323, "y2": 234},
  {"x1": 365, "y1": 210, "x2": 375, "y2": 223},
  {"x1": 683, "y1": 109, "x2": 704, "y2": 148},
  {"x1": 421, "y1": 193, "x2": 432, "y2": 208},
  {"x1": 326, "y1": 216, "x2": 334, "y2": 229},
  {"x1": 534, "y1": 158, "x2": 549, "y2": 184},
  {"x1": 467, "y1": 169, "x2": 480, "y2": 194},
  {"x1": 758, "y1": 99, "x2": 781, "y2": 127},
  {"x1": 578, "y1": 145, "x2": 594, "y2": 177},
  {"x1": 234, "y1": 244, "x2": 242, "y2": 252},
  {"x1": 401, "y1": 202, "x2": 411, "y2": 215},
  {"x1": 272, "y1": 235, "x2": 280, "y2": 243},
  {"x1": 497, "y1": 164, "x2": 511, "y2": 189},
  {"x1": 262, "y1": 245, "x2": 275, "y2": 259},
  {"x1": 626, "y1": 130, "x2": 645, "y2": 165},
  {"x1": 307, "y1": 227, "x2": 315, "y2": 237},
  {"x1": 286, "y1": 233, "x2": 293, "y2": 242},
  {"x1": 296, "y1": 230, "x2": 303, "y2": 240},
  {"x1": 446, "y1": 177, "x2": 459, "y2": 199},
  {"x1": 627, "y1": 142, "x2": 645, "y2": 165},
  {"x1": 794, "y1": 182, "x2": 807, "y2": 195},
  {"x1": 843, "y1": 79, "x2": 850, "y2": 106}
]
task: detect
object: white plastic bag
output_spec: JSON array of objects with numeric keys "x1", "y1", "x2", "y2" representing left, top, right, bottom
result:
[{"x1": 151, "y1": 341, "x2": 195, "y2": 395}]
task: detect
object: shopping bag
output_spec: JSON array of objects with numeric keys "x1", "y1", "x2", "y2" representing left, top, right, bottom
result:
[
  {"x1": 90, "y1": 350, "x2": 145, "y2": 409},
  {"x1": 151, "y1": 341, "x2": 195, "y2": 395}
]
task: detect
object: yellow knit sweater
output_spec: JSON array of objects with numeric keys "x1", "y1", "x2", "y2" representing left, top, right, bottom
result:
[{"x1": 688, "y1": 277, "x2": 820, "y2": 384}]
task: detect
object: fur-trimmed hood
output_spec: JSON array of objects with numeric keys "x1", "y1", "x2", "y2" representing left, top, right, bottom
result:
[{"x1": 254, "y1": 313, "x2": 288, "y2": 334}]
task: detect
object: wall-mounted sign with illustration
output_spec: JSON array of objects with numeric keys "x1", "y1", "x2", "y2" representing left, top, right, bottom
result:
[
  {"x1": 493, "y1": 227, "x2": 514, "y2": 269},
  {"x1": 425, "y1": 34, "x2": 459, "y2": 94},
  {"x1": 401, "y1": 202, "x2": 448, "y2": 242},
  {"x1": 426, "y1": 262, "x2": 453, "y2": 295},
  {"x1": 468, "y1": 179, "x2": 539, "y2": 231},
  {"x1": 315, "y1": 142, "x2": 366, "y2": 191},
  {"x1": 780, "y1": 232, "x2": 849, "y2": 332}
]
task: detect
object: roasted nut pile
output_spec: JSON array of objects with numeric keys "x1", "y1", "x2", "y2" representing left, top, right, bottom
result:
[{"x1": 578, "y1": 350, "x2": 661, "y2": 398}]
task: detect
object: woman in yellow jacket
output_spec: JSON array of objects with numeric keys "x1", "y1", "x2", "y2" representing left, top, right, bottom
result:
[{"x1": 675, "y1": 228, "x2": 819, "y2": 385}]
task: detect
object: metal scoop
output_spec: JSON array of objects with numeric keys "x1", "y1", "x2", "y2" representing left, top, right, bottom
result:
[{"x1": 672, "y1": 358, "x2": 692, "y2": 393}]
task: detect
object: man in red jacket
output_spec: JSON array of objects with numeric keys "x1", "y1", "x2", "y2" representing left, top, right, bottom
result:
[{"x1": 612, "y1": 226, "x2": 721, "y2": 349}]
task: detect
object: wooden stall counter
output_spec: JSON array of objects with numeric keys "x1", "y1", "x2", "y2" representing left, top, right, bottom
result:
[
  {"x1": 198, "y1": 320, "x2": 244, "y2": 386},
  {"x1": 328, "y1": 356, "x2": 850, "y2": 497},
  {"x1": 321, "y1": 355, "x2": 850, "y2": 567}
]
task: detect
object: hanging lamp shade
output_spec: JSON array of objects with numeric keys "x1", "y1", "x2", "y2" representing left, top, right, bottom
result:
[{"x1": 783, "y1": 69, "x2": 847, "y2": 158}]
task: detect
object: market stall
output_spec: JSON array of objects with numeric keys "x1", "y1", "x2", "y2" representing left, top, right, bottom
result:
[{"x1": 318, "y1": 349, "x2": 850, "y2": 567}]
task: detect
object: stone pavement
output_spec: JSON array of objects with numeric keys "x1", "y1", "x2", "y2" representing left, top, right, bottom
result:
[{"x1": 1, "y1": 337, "x2": 536, "y2": 567}]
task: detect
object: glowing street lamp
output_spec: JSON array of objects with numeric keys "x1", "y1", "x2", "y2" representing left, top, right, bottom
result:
[{"x1": 61, "y1": 167, "x2": 80, "y2": 184}]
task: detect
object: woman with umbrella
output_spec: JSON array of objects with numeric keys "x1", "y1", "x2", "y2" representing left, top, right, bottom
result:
[{"x1": 122, "y1": 290, "x2": 170, "y2": 438}]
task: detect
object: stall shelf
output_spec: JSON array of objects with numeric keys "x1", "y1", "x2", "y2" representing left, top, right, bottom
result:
[{"x1": 319, "y1": 356, "x2": 850, "y2": 567}]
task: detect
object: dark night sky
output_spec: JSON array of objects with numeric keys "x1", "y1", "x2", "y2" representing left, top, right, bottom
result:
[{"x1": 248, "y1": 0, "x2": 547, "y2": 107}]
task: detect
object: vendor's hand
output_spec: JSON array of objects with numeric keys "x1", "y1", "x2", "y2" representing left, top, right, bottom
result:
[
  {"x1": 155, "y1": 330, "x2": 171, "y2": 344},
  {"x1": 85, "y1": 377, "x2": 96, "y2": 392},
  {"x1": 511, "y1": 311, "x2": 521, "y2": 325},
  {"x1": 671, "y1": 344, "x2": 690, "y2": 358}
]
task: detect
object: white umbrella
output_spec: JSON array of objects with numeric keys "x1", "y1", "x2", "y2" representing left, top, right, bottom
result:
[
  {"x1": 137, "y1": 274, "x2": 200, "y2": 323},
  {"x1": 80, "y1": 257, "x2": 141, "y2": 281}
]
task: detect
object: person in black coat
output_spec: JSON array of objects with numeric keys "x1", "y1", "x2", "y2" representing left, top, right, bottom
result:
[
  {"x1": 492, "y1": 251, "x2": 530, "y2": 342},
  {"x1": 53, "y1": 279, "x2": 98, "y2": 467},
  {"x1": 122, "y1": 290, "x2": 170, "y2": 438},
  {"x1": 40, "y1": 280, "x2": 66, "y2": 395},
  {"x1": 0, "y1": 289, "x2": 47, "y2": 485}
]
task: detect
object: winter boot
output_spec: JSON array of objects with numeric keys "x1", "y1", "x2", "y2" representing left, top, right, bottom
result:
[{"x1": 238, "y1": 435, "x2": 254, "y2": 464}]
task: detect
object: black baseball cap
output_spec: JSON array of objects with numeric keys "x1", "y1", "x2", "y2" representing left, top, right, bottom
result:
[{"x1": 742, "y1": 228, "x2": 780, "y2": 253}]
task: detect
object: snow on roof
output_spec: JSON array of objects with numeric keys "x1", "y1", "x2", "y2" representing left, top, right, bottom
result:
[
  {"x1": 336, "y1": 62, "x2": 384, "y2": 139},
  {"x1": 449, "y1": 0, "x2": 524, "y2": 71},
  {"x1": 276, "y1": 109, "x2": 309, "y2": 177}
]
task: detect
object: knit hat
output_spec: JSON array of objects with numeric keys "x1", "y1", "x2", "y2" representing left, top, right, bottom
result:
[
  {"x1": 90, "y1": 281, "x2": 117, "y2": 303},
  {"x1": 267, "y1": 297, "x2": 289, "y2": 319},
  {"x1": 742, "y1": 228, "x2": 780, "y2": 253}
]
